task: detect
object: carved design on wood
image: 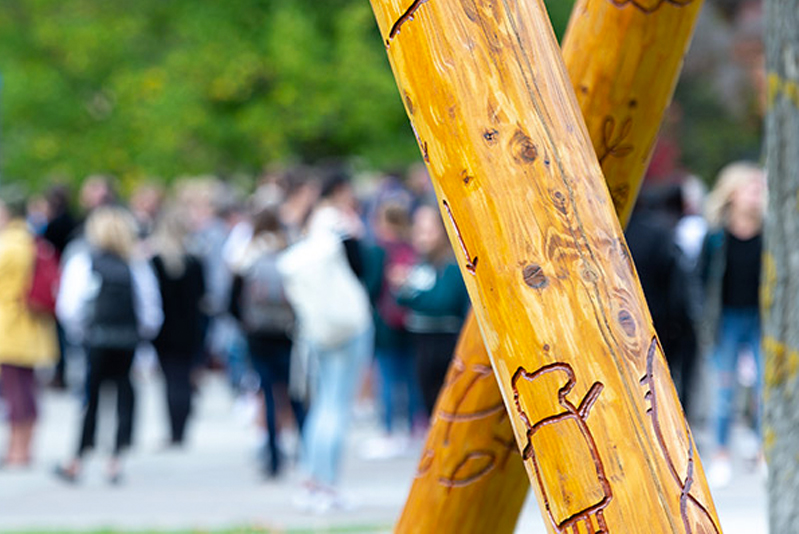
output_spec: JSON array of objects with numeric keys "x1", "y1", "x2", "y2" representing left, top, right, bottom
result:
[
  {"x1": 438, "y1": 359, "x2": 505, "y2": 444},
  {"x1": 608, "y1": 0, "x2": 695, "y2": 14},
  {"x1": 640, "y1": 338, "x2": 721, "y2": 534},
  {"x1": 439, "y1": 450, "x2": 497, "y2": 492},
  {"x1": 598, "y1": 116, "x2": 634, "y2": 165},
  {"x1": 387, "y1": 0, "x2": 430, "y2": 44},
  {"x1": 609, "y1": 184, "x2": 631, "y2": 215},
  {"x1": 443, "y1": 200, "x2": 478, "y2": 274},
  {"x1": 416, "y1": 448, "x2": 435, "y2": 477},
  {"x1": 413, "y1": 352, "x2": 520, "y2": 491},
  {"x1": 512, "y1": 362, "x2": 612, "y2": 534}
]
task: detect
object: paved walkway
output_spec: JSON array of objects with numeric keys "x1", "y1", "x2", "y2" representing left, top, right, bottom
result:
[{"x1": 0, "y1": 371, "x2": 768, "y2": 533}]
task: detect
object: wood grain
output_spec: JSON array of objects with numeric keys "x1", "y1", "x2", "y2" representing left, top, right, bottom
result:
[{"x1": 370, "y1": 0, "x2": 721, "y2": 532}]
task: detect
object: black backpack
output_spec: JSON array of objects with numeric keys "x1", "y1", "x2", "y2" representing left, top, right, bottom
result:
[{"x1": 85, "y1": 252, "x2": 140, "y2": 350}]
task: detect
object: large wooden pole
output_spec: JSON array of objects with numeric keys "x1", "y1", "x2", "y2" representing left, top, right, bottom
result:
[
  {"x1": 394, "y1": 0, "x2": 708, "y2": 531},
  {"x1": 370, "y1": 0, "x2": 721, "y2": 532}
]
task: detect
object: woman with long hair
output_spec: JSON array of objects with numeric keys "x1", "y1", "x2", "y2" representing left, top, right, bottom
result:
[
  {"x1": 150, "y1": 207, "x2": 206, "y2": 447},
  {"x1": 55, "y1": 206, "x2": 162, "y2": 483},
  {"x1": 700, "y1": 161, "x2": 766, "y2": 488}
]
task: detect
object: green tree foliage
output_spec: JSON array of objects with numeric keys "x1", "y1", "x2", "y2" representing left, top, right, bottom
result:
[{"x1": 0, "y1": 0, "x2": 574, "y2": 191}]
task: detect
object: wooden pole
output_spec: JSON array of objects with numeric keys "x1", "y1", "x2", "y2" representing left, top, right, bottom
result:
[
  {"x1": 396, "y1": 0, "x2": 707, "y2": 530},
  {"x1": 370, "y1": 0, "x2": 721, "y2": 532}
]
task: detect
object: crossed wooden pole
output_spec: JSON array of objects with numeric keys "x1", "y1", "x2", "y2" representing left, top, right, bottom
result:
[{"x1": 368, "y1": 0, "x2": 723, "y2": 532}]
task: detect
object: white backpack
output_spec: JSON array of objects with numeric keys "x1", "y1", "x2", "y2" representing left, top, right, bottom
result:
[{"x1": 277, "y1": 230, "x2": 370, "y2": 350}]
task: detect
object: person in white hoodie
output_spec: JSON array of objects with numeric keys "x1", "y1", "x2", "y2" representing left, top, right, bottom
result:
[{"x1": 54, "y1": 206, "x2": 162, "y2": 484}]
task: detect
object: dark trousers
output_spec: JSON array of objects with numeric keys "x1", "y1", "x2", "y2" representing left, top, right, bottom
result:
[
  {"x1": 0, "y1": 364, "x2": 37, "y2": 422},
  {"x1": 414, "y1": 332, "x2": 459, "y2": 416},
  {"x1": 53, "y1": 322, "x2": 68, "y2": 385},
  {"x1": 78, "y1": 347, "x2": 136, "y2": 457},
  {"x1": 159, "y1": 355, "x2": 194, "y2": 445},
  {"x1": 248, "y1": 336, "x2": 306, "y2": 475}
]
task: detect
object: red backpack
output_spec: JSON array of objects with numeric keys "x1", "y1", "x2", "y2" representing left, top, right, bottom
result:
[{"x1": 27, "y1": 238, "x2": 61, "y2": 316}]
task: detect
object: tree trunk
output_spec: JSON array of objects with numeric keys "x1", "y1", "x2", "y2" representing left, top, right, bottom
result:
[
  {"x1": 763, "y1": 0, "x2": 799, "y2": 530},
  {"x1": 394, "y1": 0, "x2": 706, "y2": 531},
  {"x1": 370, "y1": 0, "x2": 721, "y2": 532}
]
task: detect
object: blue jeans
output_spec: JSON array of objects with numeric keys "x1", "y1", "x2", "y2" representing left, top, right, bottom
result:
[
  {"x1": 713, "y1": 307, "x2": 762, "y2": 448},
  {"x1": 376, "y1": 346, "x2": 422, "y2": 433},
  {"x1": 302, "y1": 326, "x2": 373, "y2": 486}
]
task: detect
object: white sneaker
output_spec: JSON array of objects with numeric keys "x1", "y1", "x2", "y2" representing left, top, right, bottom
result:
[{"x1": 708, "y1": 457, "x2": 733, "y2": 489}]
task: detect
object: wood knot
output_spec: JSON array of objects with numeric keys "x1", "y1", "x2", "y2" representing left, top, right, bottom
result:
[
  {"x1": 551, "y1": 190, "x2": 568, "y2": 215},
  {"x1": 522, "y1": 264, "x2": 548, "y2": 289},
  {"x1": 579, "y1": 262, "x2": 599, "y2": 284},
  {"x1": 483, "y1": 129, "x2": 499, "y2": 144},
  {"x1": 617, "y1": 309, "x2": 636, "y2": 337},
  {"x1": 511, "y1": 130, "x2": 537, "y2": 164},
  {"x1": 404, "y1": 92, "x2": 415, "y2": 115}
]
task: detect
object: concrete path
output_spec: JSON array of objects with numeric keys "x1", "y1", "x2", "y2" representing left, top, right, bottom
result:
[{"x1": 0, "y1": 371, "x2": 768, "y2": 533}]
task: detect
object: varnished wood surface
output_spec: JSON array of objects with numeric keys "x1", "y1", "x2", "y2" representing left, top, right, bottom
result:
[
  {"x1": 562, "y1": 0, "x2": 703, "y2": 227},
  {"x1": 371, "y1": 0, "x2": 720, "y2": 532},
  {"x1": 395, "y1": 0, "x2": 705, "y2": 530}
]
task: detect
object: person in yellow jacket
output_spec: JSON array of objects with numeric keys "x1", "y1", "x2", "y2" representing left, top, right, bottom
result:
[{"x1": 0, "y1": 191, "x2": 57, "y2": 467}]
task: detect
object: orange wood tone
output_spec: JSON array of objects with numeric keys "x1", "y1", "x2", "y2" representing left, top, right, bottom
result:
[
  {"x1": 396, "y1": 0, "x2": 705, "y2": 530},
  {"x1": 563, "y1": 0, "x2": 704, "y2": 227},
  {"x1": 395, "y1": 0, "x2": 705, "y2": 530},
  {"x1": 371, "y1": 0, "x2": 720, "y2": 532}
]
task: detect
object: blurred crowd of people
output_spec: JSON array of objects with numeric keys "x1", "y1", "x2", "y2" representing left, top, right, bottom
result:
[
  {"x1": 0, "y1": 158, "x2": 765, "y2": 508},
  {"x1": 0, "y1": 163, "x2": 471, "y2": 511}
]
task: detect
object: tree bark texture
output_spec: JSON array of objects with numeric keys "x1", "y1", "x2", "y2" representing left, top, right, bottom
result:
[
  {"x1": 370, "y1": 1, "x2": 721, "y2": 533},
  {"x1": 393, "y1": 0, "x2": 706, "y2": 531},
  {"x1": 763, "y1": 0, "x2": 799, "y2": 530}
]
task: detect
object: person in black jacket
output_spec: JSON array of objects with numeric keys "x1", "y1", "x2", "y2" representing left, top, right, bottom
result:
[
  {"x1": 625, "y1": 195, "x2": 696, "y2": 412},
  {"x1": 55, "y1": 206, "x2": 163, "y2": 484},
  {"x1": 150, "y1": 208, "x2": 207, "y2": 447}
]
